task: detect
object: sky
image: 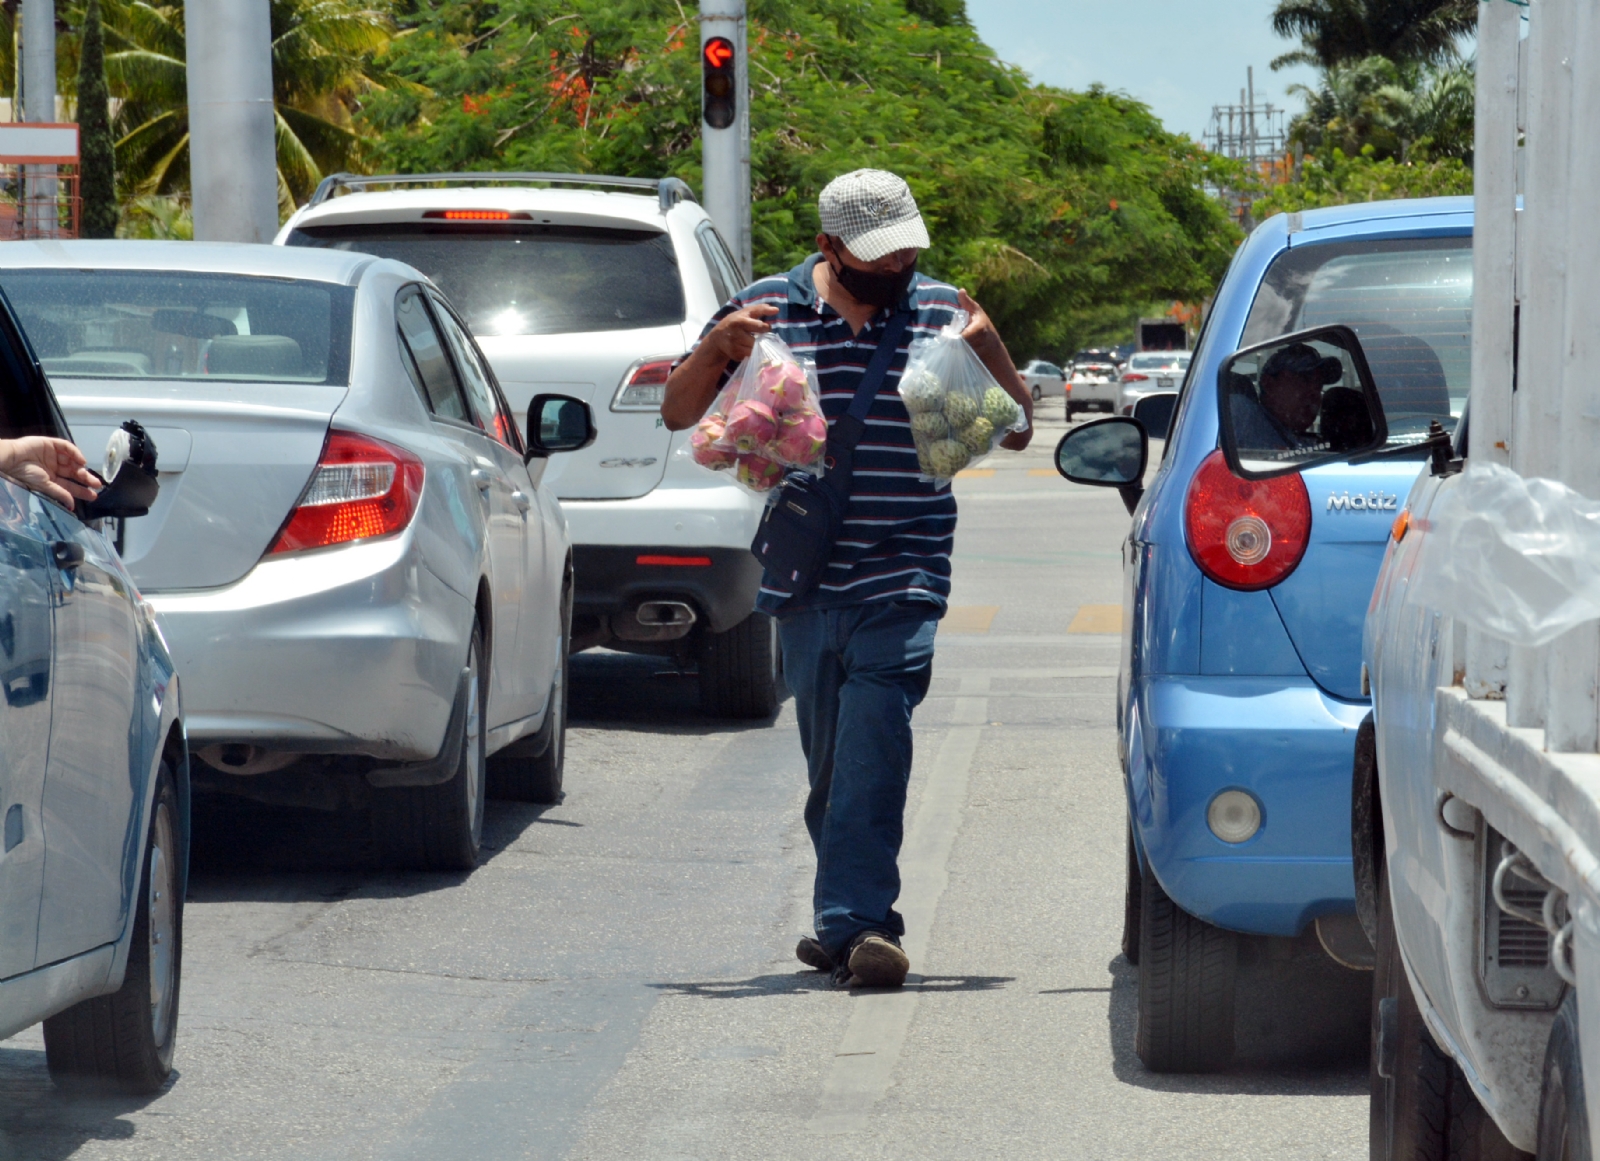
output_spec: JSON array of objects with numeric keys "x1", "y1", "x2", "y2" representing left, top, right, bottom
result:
[{"x1": 962, "y1": 0, "x2": 1322, "y2": 144}]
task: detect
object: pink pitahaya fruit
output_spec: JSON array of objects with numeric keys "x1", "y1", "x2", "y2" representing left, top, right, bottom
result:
[
  {"x1": 753, "y1": 360, "x2": 811, "y2": 414},
  {"x1": 723, "y1": 399, "x2": 778, "y2": 452},
  {"x1": 773, "y1": 408, "x2": 827, "y2": 466},
  {"x1": 690, "y1": 416, "x2": 737, "y2": 469},
  {"x1": 735, "y1": 452, "x2": 784, "y2": 492}
]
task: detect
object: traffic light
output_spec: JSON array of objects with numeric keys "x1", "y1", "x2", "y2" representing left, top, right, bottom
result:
[{"x1": 702, "y1": 36, "x2": 737, "y2": 130}]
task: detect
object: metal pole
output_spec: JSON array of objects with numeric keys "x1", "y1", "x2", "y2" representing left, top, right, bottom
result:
[
  {"x1": 185, "y1": 0, "x2": 278, "y2": 243},
  {"x1": 700, "y1": 0, "x2": 750, "y2": 279},
  {"x1": 1246, "y1": 68, "x2": 1256, "y2": 165},
  {"x1": 1468, "y1": 0, "x2": 1521, "y2": 711},
  {"x1": 21, "y1": 0, "x2": 55, "y2": 235}
]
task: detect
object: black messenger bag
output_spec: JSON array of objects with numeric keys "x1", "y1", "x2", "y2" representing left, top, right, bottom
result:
[{"x1": 751, "y1": 310, "x2": 912, "y2": 595}]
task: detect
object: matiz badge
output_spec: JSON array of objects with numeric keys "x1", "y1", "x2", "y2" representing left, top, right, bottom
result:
[{"x1": 1326, "y1": 491, "x2": 1399, "y2": 512}]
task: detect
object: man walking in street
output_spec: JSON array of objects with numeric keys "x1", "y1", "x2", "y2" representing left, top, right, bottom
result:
[{"x1": 661, "y1": 169, "x2": 1032, "y2": 988}]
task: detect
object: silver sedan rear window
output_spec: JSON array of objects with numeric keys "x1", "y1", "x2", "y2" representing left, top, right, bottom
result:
[{"x1": 0, "y1": 270, "x2": 354, "y2": 384}]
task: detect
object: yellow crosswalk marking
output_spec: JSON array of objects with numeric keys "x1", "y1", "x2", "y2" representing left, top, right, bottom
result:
[
  {"x1": 1067, "y1": 604, "x2": 1123, "y2": 634},
  {"x1": 943, "y1": 605, "x2": 1000, "y2": 634},
  {"x1": 1026, "y1": 468, "x2": 1059, "y2": 477},
  {"x1": 955, "y1": 469, "x2": 995, "y2": 478}
]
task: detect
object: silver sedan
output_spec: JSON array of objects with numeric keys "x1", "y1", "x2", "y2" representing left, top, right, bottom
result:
[{"x1": 0, "y1": 241, "x2": 594, "y2": 871}]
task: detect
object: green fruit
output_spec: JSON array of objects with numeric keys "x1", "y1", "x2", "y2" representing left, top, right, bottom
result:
[
  {"x1": 927, "y1": 438, "x2": 971, "y2": 478},
  {"x1": 983, "y1": 386, "x2": 1021, "y2": 429},
  {"x1": 900, "y1": 368, "x2": 946, "y2": 414},
  {"x1": 911, "y1": 411, "x2": 949, "y2": 439},
  {"x1": 943, "y1": 393, "x2": 979, "y2": 428},
  {"x1": 958, "y1": 417, "x2": 994, "y2": 454}
]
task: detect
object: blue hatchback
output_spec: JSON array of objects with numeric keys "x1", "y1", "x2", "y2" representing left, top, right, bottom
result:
[{"x1": 1056, "y1": 197, "x2": 1473, "y2": 1071}]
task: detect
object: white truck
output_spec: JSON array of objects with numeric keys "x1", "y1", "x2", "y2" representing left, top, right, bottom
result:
[{"x1": 1361, "y1": 2, "x2": 1600, "y2": 1157}]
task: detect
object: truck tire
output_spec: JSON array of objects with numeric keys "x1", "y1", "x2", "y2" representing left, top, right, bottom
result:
[
  {"x1": 698, "y1": 611, "x2": 780, "y2": 719},
  {"x1": 489, "y1": 582, "x2": 570, "y2": 805},
  {"x1": 1135, "y1": 871, "x2": 1236, "y2": 1072},
  {"x1": 1536, "y1": 992, "x2": 1589, "y2": 1161},
  {"x1": 1371, "y1": 860, "x2": 1527, "y2": 1160},
  {"x1": 373, "y1": 626, "x2": 487, "y2": 871},
  {"x1": 1122, "y1": 826, "x2": 1142, "y2": 966},
  {"x1": 44, "y1": 761, "x2": 182, "y2": 1094}
]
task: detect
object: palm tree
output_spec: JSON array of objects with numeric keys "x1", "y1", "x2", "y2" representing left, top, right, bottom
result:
[
  {"x1": 1287, "y1": 56, "x2": 1474, "y2": 162},
  {"x1": 89, "y1": 0, "x2": 397, "y2": 209},
  {"x1": 1270, "y1": 0, "x2": 1477, "y2": 71}
]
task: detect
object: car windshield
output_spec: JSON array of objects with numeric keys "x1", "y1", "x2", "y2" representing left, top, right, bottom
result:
[
  {"x1": 0, "y1": 269, "x2": 354, "y2": 384},
  {"x1": 286, "y1": 222, "x2": 686, "y2": 337},
  {"x1": 1240, "y1": 236, "x2": 1471, "y2": 438}
]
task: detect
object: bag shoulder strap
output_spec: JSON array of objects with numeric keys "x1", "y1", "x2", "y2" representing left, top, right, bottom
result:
[{"x1": 838, "y1": 308, "x2": 915, "y2": 444}]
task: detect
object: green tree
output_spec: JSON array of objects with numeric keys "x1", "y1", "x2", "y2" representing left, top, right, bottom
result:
[
  {"x1": 89, "y1": 1, "x2": 398, "y2": 208},
  {"x1": 77, "y1": 0, "x2": 118, "y2": 237},
  {"x1": 1270, "y1": 0, "x2": 1477, "y2": 71},
  {"x1": 1287, "y1": 55, "x2": 1474, "y2": 162},
  {"x1": 362, "y1": 0, "x2": 1242, "y2": 361},
  {"x1": 1252, "y1": 145, "x2": 1472, "y2": 220}
]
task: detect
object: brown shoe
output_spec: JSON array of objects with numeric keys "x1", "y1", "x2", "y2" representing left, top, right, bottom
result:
[
  {"x1": 795, "y1": 936, "x2": 833, "y2": 972},
  {"x1": 842, "y1": 932, "x2": 909, "y2": 989}
]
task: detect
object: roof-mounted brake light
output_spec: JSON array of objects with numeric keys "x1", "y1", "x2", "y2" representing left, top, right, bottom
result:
[{"x1": 422, "y1": 210, "x2": 531, "y2": 222}]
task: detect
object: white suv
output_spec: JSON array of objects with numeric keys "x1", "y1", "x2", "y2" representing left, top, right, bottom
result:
[{"x1": 278, "y1": 173, "x2": 777, "y2": 717}]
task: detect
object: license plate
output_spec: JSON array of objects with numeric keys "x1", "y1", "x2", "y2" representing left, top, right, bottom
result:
[{"x1": 1157, "y1": 377, "x2": 1173, "y2": 387}]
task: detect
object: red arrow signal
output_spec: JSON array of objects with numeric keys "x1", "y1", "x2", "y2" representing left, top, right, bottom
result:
[{"x1": 703, "y1": 38, "x2": 734, "y2": 69}]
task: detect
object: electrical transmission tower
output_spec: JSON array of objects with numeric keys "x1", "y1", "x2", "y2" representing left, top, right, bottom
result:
[{"x1": 1204, "y1": 66, "x2": 1288, "y2": 166}]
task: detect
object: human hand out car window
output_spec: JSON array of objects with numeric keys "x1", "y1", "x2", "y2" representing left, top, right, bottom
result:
[{"x1": 0, "y1": 436, "x2": 101, "y2": 507}]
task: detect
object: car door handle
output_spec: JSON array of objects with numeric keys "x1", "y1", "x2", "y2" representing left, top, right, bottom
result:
[
  {"x1": 470, "y1": 468, "x2": 494, "y2": 491},
  {"x1": 52, "y1": 541, "x2": 85, "y2": 570},
  {"x1": 511, "y1": 490, "x2": 531, "y2": 513}
]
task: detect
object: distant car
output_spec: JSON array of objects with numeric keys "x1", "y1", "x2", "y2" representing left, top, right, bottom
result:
[
  {"x1": 1118, "y1": 351, "x2": 1191, "y2": 414},
  {"x1": 1019, "y1": 358, "x2": 1067, "y2": 401},
  {"x1": 277, "y1": 173, "x2": 782, "y2": 719},
  {"x1": 0, "y1": 290, "x2": 187, "y2": 1094},
  {"x1": 1067, "y1": 354, "x2": 1120, "y2": 416},
  {"x1": 0, "y1": 240, "x2": 595, "y2": 872}
]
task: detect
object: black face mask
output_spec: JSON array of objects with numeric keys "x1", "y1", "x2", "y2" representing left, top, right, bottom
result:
[{"x1": 829, "y1": 254, "x2": 916, "y2": 308}]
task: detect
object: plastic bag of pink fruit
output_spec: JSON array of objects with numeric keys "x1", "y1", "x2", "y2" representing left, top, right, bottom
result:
[{"x1": 687, "y1": 334, "x2": 828, "y2": 494}]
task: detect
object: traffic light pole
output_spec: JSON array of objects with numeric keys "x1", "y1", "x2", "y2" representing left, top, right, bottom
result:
[
  {"x1": 186, "y1": 0, "x2": 279, "y2": 243},
  {"x1": 700, "y1": 0, "x2": 751, "y2": 280}
]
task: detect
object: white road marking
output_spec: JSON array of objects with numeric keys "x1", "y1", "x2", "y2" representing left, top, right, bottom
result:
[{"x1": 809, "y1": 672, "x2": 991, "y2": 1136}]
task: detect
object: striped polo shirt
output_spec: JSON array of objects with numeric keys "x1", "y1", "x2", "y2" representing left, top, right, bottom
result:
[{"x1": 691, "y1": 254, "x2": 962, "y2": 617}]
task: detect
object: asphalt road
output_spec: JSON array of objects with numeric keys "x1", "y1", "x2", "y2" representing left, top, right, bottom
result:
[{"x1": 0, "y1": 410, "x2": 1370, "y2": 1160}]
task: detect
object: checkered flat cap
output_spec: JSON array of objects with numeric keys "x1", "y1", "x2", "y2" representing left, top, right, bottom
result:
[{"x1": 818, "y1": 169, "x2": 930, "y2": 263}]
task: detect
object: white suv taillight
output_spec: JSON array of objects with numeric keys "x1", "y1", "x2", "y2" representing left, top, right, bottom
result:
[
  {"x1": 267, "y1": 431, "x2": 424, "y2": 555},
  {"x1": 612, "y1": 356, "x2": 679, "y2": 411}
]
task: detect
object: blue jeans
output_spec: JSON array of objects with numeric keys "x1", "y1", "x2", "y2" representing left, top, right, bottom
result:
[{"x1": 778, "y1": 600, "x2": 940, "y2": 961}]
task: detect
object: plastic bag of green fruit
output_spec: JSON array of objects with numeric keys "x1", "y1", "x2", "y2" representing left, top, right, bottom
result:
[{"x1": 898, "y1": 310, "x2": 1028, "y2": 483}]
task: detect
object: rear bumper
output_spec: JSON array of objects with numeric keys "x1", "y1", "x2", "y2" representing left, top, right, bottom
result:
[
  {"x1": 1069, "y1": 381, "x2": 1118, "y2": 406},
  {"x1": 145, "y1": 531, "x2": 473, "y2": 761},
  {"x1": 1130, "y1": 674, "x2": 1368, "y2": 936},
  {"x1": 562, "y1": 470, "x2": 766, "y2": 636},
  {"x1": 572, "y1": 545, "x2": 762, "y2": 634}
]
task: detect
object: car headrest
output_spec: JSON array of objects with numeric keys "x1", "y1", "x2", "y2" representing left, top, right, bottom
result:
[{"x1": 208, "y1": 335, "x2": 303, "y2": 378}]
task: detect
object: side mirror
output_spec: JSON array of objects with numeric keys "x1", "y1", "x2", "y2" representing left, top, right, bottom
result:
[
  {"x1": 78, "y1": 420, "x2": 159, "y2": 520},
  {"x1": 526, "y1": 394, "x2": 596, "y2": 457},
  {"x1": 1132, "y1": 392, "x2": 1178, "y2": 441},
  {"x1": 1055, "y1": 416, "x2": 1148, "y2": 515},
  {"x1": 1216, "y1": 324, "x2": 1387, "y2": 480}
]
